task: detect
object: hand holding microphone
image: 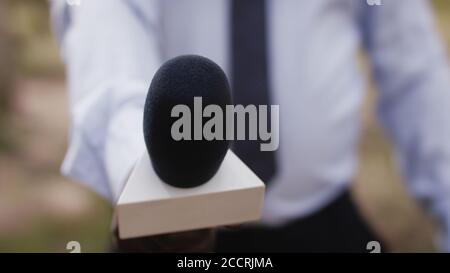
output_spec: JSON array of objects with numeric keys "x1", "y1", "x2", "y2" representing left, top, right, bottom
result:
[{"x1": 115, "y1": 55, "x2": 234, "y2": 252}]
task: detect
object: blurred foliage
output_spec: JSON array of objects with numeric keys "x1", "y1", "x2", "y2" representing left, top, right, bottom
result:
[
  {"x1": 0, "y1": 0, "x2": 113, "y2": 252},
  {"x1": 7, "y1": 0, "x2": 63, "y2": 77},
  {"x1": 434, "y1": 0, "x2": 450, "y2": 49},
  {"x1": 0, "y1": 1, "x2": 14, "y2": 150},
  {"x1": 0, "y1": 0, "x2": 62, "y2": 151}
]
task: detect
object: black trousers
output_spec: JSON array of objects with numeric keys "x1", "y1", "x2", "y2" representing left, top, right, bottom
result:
[{"x1": 215, "y1": 189, "x2": 384, "y2": 253}]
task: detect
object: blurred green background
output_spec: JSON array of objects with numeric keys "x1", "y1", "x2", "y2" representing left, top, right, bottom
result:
[{"x1": 0, "y1": 0, "x2": 449, "y2": 252}]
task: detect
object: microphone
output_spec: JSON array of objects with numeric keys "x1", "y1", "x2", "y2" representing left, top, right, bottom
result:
[
  {"x1": 117, "y1": 55, "x2": 264, "y2": 239},
  {"x1": 143, "y1": 55, "x2": 232, "y2": 188}
]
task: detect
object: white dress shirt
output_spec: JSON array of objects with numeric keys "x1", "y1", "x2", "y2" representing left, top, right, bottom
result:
[{"x1": 51, "y1": 0, "x2": 450, "y2": 250}]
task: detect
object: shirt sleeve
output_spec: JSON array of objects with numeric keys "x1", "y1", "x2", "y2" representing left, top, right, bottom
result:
[
  {"x1": 361, "y1": 0, "x2": 450, "y2": 251},
  {"x1": 50, "y1": 0, "x2": 163, "y2": 202}
]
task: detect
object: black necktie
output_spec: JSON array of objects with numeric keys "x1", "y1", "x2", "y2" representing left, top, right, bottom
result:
[{"x1": 231, "y1": 0, "x2": 277, "y2": 184}]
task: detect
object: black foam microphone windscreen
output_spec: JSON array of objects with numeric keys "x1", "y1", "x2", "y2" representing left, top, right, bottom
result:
[{"x1": 143, "y1": 55, "x2": 232, "y2": 188}]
